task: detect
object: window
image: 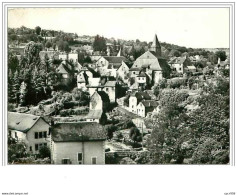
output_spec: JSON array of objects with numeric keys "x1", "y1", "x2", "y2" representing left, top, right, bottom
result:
[
  {"x1": 133, "y1": 72, "x2": 135, "y2": 74},
  {"x1": 92, "y1": 157, "x2": 97, "y2": 164},
  {"x1": 179, "y1": 68, "x2": 182, "y2": 71},
  {"x1": 106, "y1": 88, "x2": 109, "y2": 92},
  {"x1": 15, "y1": 132, "x2": 18, "y2": 138},
  {"x1": 43, "y1": 131, "x2": 47, "y2": 138},
  {"x1": 142, "y1": 78, "x2": 144, "y2": 80},
  {"x1": 62, "y1": 159, "x2": 70, "y2": 164},
  {"x1": 78, "y1": 153, "x2": 83, "y2": 164},
  {"x1": 39, "y1": 132, "x2": 43, "y2": 139},
  {"x1": 35, "y1": 132, "x2": 38, "y2": 139},
  {"x1": 44, "y1": 143, "x2": 47, "y2": 147},
  {"x1": 35, "y1": 144, "x2": 39, "y2": 151},
  {"x1": 30, "y1": 146, "x2": 32, "y2": 152},
  {"x1": 132, "y1": 105, "x2": 134, "y2": 108}
]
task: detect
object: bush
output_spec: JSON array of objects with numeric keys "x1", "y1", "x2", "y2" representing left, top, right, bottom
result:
[
  {"x1": 38, "y1": 146, "x2": 51, "y2": 159},
  {"x1": 126, "y1": 120, "x2": 135, "y2": 128}
]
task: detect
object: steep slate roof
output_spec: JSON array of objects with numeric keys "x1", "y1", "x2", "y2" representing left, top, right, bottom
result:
[
  {"x1": 137, "y1": 72, "x2": 147, "y2": 77},
  {"x1": 56, "y1": 64, "x2": 69, "y2": 74},
  {"x1": 8, "y1": 112, "x2": 42, "y2": 132},
  {"x1": 175, "y1": 57, "x2": 186, "y2": 64},
  {"x1": 51, "y1": 122, "x2": 106, "y2": 142},
  {"x1": 131, "y1": 51, "x2": 162, "y2": 71},
  {"x1": 86, "y1": 110, "x2": 103, "y2": 119},
  {"x1": 140, "y1": 100, "x2": 158, "y2": 114},
  {"x1": 151, "y1": 34, "x2": 161, "y2": 49},
  {"x1": 130, "y1": 91, "x2": 151, "y2": 103},
  {"x1": 141, "y1": 100, "x2": 158, "y2": 107}
]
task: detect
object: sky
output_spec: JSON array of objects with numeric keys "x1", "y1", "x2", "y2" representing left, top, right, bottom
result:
[{"x1": 8, "y1": 8, "x2": 230, "y2": 48}]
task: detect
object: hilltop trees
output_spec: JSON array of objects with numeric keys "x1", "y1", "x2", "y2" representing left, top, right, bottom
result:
[
  {"x1": 35, "y1": 26, "x2": 41, "y2": 35},
  {"x1": 93, "y1": 35, "x2": 106, "y2": 52},
  {"x1": 215, "y1": 50, "x2": 227, "y2": 61}
]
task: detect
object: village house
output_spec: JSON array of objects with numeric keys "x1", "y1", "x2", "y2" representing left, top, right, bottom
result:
[
  {"x1": 116, "y1": 61, "x2": 130, "y2": 83},
  {"x1": 96, "y1": 56, "x2": 128, "y2": 77},
  {"x1": 87, "y1": 77, "x2": 103, "y2": 96},
  {"x1": 77, "y1": 67, "x2": 93, "y2": 90},
  {"x1": 59, "y1": 52, "x2": 68, "y2": 60},
  {"x1": 56, "y1": 60, "x2": 73, "y2": 86},
  {"x1": 51, "y1": 122, "x2": 106, "y2": 164},
  {"x1": 135, "y1": 71, "x2": 148, "y2": 90},
  {"x1": 136, "y1": 100, "x2": 159, "y2": 117},
  {"x1": 129, "y1": 91, "x2": 151, "y2": 114},
  {"x1": 169, "y1": 56, "x2": 192, "y2": 74},
  {"x1": 8, "y1": 112, "x2": 50, "y2": 154},
  {"x1": 68, "y1": 51, "x2": 78, "y2": 63}
]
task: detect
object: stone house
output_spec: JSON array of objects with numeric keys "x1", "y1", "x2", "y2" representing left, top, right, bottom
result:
[
  {"x1": 8, "y1": 112, "x2": 50, "y2": 154},
  {"x1": 51, "y1": 122, "x2": 106, "y2": 164}
]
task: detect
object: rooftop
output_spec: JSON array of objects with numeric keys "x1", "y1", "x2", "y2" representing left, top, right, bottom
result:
[
  {"x1": 8, "y1": 112, "x2": 43, "y2": 132},
  {"x1": 51, "y1": 122, "x2": 106, "y2": 142}
]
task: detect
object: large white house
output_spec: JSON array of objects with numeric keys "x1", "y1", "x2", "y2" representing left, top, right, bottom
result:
[{"x1": 8, "y1": 112, "x2": 50, "y2": 154}]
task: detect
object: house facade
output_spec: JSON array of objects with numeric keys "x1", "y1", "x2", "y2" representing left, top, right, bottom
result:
[
  {"x1": 136, "y1": 100, "x2": 158, "y2": 117},
  {"x1": 117, "y1": 61, "x2": 129, "y2": 82},
  {"x1": 8, "y1": 112, "x2": 50, "y2": 154},
  {"x1": 68, "y1": 52, "x2": 78, "y2": 63},
  {"x1": 103, "y1": 81, "x2": 116, "y2": 103},
  {"x1": 51, "y1": 122, "x2": 106, "y2": 164}
]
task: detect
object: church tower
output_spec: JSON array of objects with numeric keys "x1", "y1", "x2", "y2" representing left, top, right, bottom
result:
[{"x1": 150, "y1": 34, "x2": 162, "y2": 57}]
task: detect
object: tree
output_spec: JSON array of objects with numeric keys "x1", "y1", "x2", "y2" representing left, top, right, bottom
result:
[
  {"x1": 45, "y1": 41, "x2": 52, "y2": 49},
  {"x1": 24, "y1": 41, "x2": 42, "y2": 65},
  {"x1": 93, "y1": 35, "x2": 106, "y2": 52},
  {"x1": 129, "y1": 127, "x2": 142, "y2": 142},
  {"x1": 147, "y1": 103, "x2": 188, "y2": 164},
  {"x1": 8, "y1": 138, "x2": 27, "y2": 163},
  {"x1": 35, "y1": 26, "x2": 41, "y2": 36},
  {"x1": 106, "y1": 125, "x2": 118, "y2": 140},
  {"x1": 38, "y1": 146, "x2": 51, "y2": 159},
  {"x1": 215, "y1": 50, "x2": 227, "y2": 61},
  {"x1": 8, "y1": 51, "x2": 19, "y2": 73}
]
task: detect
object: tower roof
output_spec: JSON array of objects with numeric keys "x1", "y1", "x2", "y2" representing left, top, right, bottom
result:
[{"x1": 151, "y1": 34, "x2": 161, "y2": 48}]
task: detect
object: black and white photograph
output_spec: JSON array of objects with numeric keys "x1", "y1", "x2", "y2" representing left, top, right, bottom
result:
[
  {"x1": 5, "y1": 6, "x2": 232, "y2": 165},
  {"x1": 0, "y1": 1, "x2": 237, "y2": 194}
]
